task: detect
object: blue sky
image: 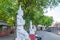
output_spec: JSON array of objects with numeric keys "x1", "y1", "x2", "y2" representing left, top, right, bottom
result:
[{"x1": 44, "y1": 4, "x2": 60, "y2": 22}]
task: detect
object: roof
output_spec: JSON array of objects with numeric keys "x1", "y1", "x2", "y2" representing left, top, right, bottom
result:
[{"x1": 0, "y1": 20, "x2": 10, "y2": 26}]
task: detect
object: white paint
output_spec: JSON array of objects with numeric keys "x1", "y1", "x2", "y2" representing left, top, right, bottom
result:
[
  {"x1": 15, "y1": 5, "x2": 30, "y2": 40},
  {"x1": 29, "y1": 21, "x2": 36, "y2": 34}
]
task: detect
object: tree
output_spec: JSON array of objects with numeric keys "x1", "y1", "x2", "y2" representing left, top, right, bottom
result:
[
  {"x1": 0, "y1": 0, "x2": 60, "y2": 27},
  {"x1": 0, "y1": 0, "x2": 18, "y2": 26},
  {"x1": 39, "y1": 16, "x2": 53, "y2": 27},
  {"x1": 19, "y1": 0, "x2": 60, "y2": 27}
]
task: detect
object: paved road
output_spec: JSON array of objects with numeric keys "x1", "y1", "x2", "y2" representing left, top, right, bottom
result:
[
  {"x1": 1, "y1": 31, "x2": 60, "y2": 40},
  {"x1": 36, "y1": 31, "x2": 60, "y2": 40},
  {"x1": 0, "y1": 34, "x2": 14, "y2": 40}
]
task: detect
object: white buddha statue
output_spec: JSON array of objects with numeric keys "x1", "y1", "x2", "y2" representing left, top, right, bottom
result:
[{"x1": 15, "y1": 5, "x2": 30, "y2": 40}]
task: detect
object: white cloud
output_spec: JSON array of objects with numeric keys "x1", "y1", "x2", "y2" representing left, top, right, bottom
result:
[{"x1": 44, "y1": 4, "x2": 60, "y2": 22}]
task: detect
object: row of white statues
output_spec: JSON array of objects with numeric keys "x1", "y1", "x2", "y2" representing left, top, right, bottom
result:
[{"x1": 15, "y1": 5, "x2": 36, "y2": 40}]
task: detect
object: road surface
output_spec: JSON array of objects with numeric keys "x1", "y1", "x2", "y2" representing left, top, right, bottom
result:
[
  {"x1": 0, "y1": 34, "x2": 14, "y2": 40},
  {"x1": 36, "y1": 31, "x2": 60, "y2": 40}
]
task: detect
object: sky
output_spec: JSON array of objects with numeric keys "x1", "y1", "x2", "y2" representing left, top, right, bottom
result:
[{"x1": 44, "y1": 4, "x2": 60, "y2": 22}]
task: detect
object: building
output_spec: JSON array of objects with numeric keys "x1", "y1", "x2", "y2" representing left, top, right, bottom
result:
[
  {"x1": 37, "y1": 25, "x2": 46, "y2": 31},
  {"x1": 0, "y1": 21, "x2": 11, "y2": 36},
  {"x1": 46, "y1": 22, "x2": 60, "y2": 35}
]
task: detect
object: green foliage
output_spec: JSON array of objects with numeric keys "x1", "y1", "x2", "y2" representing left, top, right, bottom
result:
[
  {"x1": 19, "y1": 0, "x2": 59, "y2": 27},
  {"x1": 40, "y1": 16, "x2": 53, "y2": 27},
  {"x1": 0, "y1": 0, "x2": 18, "y2": 26},
  {"x1": 0, "y1": 0, "x2": 60, "y2": 27}
]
